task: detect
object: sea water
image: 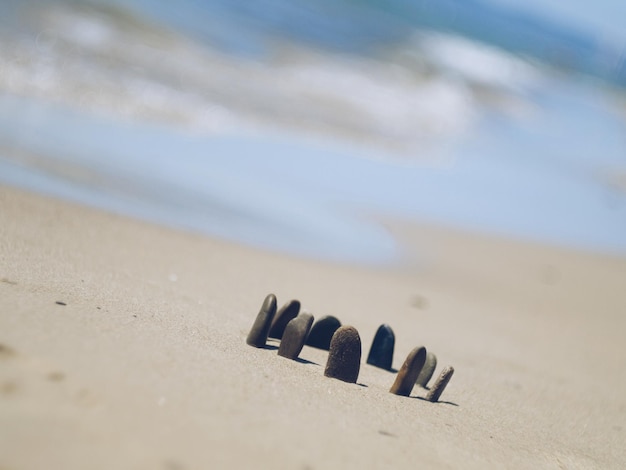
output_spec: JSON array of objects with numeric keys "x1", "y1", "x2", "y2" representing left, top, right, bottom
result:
[{"x1": 0, "y1": 0, "x2": 625, "y2": 263}]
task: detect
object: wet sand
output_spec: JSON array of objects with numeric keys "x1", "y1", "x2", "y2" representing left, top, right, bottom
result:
[{"x1": 1, "y1": 185, "x2": 625, "y2": 469}]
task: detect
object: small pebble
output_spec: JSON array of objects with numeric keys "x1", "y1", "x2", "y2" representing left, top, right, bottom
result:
[
  {"x1": 306, "y1": 315, "x2": 341, "y2": 350},
  {"x1": 415, "y1": 352, "x2": 437, "y2": 387},
  {"x1": 55, "y1": 301, "x2": 66, "y2": 306},
  {"x1": 426, "y1": 366, "x2": 455, "y2": 402},
  {"x1": 366, "y1": 324, "x2": 395, "y2": 370},
  {"x1": 389, "y1": 346, "x2": 426, "y2": 396},
  {"x1": 246, "y1": 294, "x2": 277, "y2": 348},
  {"x1": 324, "y1": 326, "x2": 361, "y2": 383},
  {"x1": 277, "y1": 312, "x2": 314, "y2": 360},
  {"x1": 269, "y1": 300, "x2": 301, "y2": 339}
]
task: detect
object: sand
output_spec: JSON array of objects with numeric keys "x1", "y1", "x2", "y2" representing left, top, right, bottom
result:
[{"x1": 1, "y1": 185, "x2": 625, "y2": 469}]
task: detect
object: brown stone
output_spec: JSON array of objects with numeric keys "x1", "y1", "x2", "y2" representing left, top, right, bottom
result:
[
  {"x1": 426, "y1": 366, "x2": 455, "y2": 402},
  {"x1": 268, "y1": 300, "x2": 301, "y2": 339},
  {"x1": 389, "y1": 346, "x2": 427, "y2": 396},
  {"x1": 246, "y1": 294, "x2": 277, "y2": 348},
  {"x1": 324, "y1": 326, "x2": 361, "y2": 383},
  {"x1": 277, "y1": 312, "x2": 314, "y2": 360}
]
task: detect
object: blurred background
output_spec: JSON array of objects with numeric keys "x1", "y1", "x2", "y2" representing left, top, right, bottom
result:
[{"x1": 1, "y1": 0, "x2": 625, "y2": 263}]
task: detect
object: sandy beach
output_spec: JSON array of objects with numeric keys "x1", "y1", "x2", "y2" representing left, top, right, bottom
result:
[{"x1": 1, "y1": 184, "x2": 625, "y2": 469}]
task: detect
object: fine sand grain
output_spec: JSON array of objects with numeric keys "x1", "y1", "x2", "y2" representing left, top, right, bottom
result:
[{"x1": 1, "y1": 185, "x2": 625, "y2": 469}]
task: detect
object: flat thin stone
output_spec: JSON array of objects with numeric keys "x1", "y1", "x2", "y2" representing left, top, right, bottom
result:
[
  {"x1": 415, "y1": 352, "x2": 437, "y2": 387},
  {"x1": 389, "y1": 346, "x2": 427, "y2": 396},
  {"x1": 246, "y1": 294, "x2": 277, "y2": 348},
  {"x1": 305, "y1": 315, "x2": 341, "y2": 350},
  {"x1": 426, "y1": 366, "x2": 455, "y2": 402},
  {"x1": 324, "y1": 326, "x2": 361, "y2": 383},
  {"x1": 366, "y1": 324, "x2": 395, "y2": 370},
  {"x1": 268, "y1": 300, "x2": 301, "y2": 339},
  {"x1": 277, "y1": 312, "x2": 314, "y2": 360}
]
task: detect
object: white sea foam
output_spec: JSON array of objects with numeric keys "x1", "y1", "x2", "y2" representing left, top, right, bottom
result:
[{"x1": 418, "y1": 33, "x2": 541, "y2": 91}]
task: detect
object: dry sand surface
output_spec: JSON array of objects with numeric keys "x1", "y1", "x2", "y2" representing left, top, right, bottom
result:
[{"x1": 1, "y1": 185, "x2": 625, "y2": 469}]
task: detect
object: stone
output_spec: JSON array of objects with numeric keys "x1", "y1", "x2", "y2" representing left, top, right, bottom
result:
[
  {"x1": 324, "y1": 326, "x2": 361, "y2": 383},
  {"x1": 268, "y1": 300, "x2": 301, "y2": 339},
  {"x1": 415, "y1": 352, "x2": 437, "y2": 387},
  {"x1": 389, "y1": 346, "x2": 427, "y2": 396},
  {"x1": 366, "y1": 324, "x2": 395, "y2": 370},
  {"x1": 305, "y1": 315, "x2": 341, "y2": 350},
  {"x1": 426, "y1": 366, "x2": 455, "y2": 402},
  {"x1": 246, "y1": 294, "x2": 277, "y2": 348},
  {"x1": 277, "y1": 312, "x2": 314, "y2": 360}
]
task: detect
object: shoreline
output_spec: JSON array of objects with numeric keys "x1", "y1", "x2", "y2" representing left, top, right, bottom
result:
[
  {"x1": 1, "y1": 185, "x2": 625, "y2": 469},
  {"x1": 3, "y1": 88, "x2": 626, "y2": 265}
]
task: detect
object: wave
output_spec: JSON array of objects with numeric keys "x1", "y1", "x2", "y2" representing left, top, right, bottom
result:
[{"x1": 0, "y1": 0, "x2": 550, "y2": 157}]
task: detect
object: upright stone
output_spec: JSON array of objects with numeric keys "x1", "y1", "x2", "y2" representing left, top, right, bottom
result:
[
  {"x1": 426, "y1": 366, "x2": 455, "y2": 402},
  {"x1": 306, "y1": 315, "x2": 341, "y2": 350},
  {"x1": 366, "y1": 324, "x2": 395, "y2": 370},
  {"x1": 268, "y1": 300, "x2": 301, "y2": 339},
  {"x1": 389, "y1": 346, "x2": 427, "y2": 396},
  {"x1": 324, "y1": 326, "x2": 361, "y2": 383},
  {"x1": 415, "y1": 352, "x2": 437, "y2": 387},
  {"x1": 246, "y1": 294, "x2": 277, "y2": 348},
  {"x1": 277, "y1": 312, "x2": 314, "y2": 360}
]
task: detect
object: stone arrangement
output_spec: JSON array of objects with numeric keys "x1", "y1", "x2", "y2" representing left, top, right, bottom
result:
[{"x1": 246, "y1": 293, "x2": 456, "y2": 403}]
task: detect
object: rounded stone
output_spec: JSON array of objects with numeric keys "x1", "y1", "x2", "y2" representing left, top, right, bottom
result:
[
  {"x1": 246, "y1": 294, "x2": 277, "y2": 348},
  {"x1": 269, "y1": 300, "x2": 301, "y2": 339},
  {"x1": 306, "y1": 315, "x2": 342, "y2": 350},
  {"x1": 426, "y1": 366, "x2": 455, "y2": 402},
  {"x1": 366, "y1": 324, "x2": 395, "y2": 370},
  {"x1": 389, "y1": 346, "x2": 427, "y2": 396},
  {"x1": 415, "y1": 352, "x2": 437, "y2": 387},
  {"x1": 324, "y1": 325, "x2": 361, "y2": 384},
  {"x1": 277, "y1": 312, "x2": 314, "y2": 360}
]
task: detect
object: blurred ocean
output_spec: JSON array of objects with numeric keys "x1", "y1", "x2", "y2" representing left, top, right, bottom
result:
[{"x1": 1, "y1": 0, "x2": 625, "y2": 263}]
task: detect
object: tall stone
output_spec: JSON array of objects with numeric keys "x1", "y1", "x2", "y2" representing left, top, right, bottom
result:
[
  {"x1": 324, "y1": 326, "x2": 361, "y2": 384},
  {"x1": 389, "y1": 346, "x2": 427, "y2": 396},
  {"x1": 278, "y1": 313, "x2": 314, "y2": 360},
  {"x1": 246, "y1": 294, "x2": 277, "y2": 348},
  {"x1": 269, "y1": 300, "x2": 301, "y2": 339},
  {"x1": 366, "y1": 324, "x2": 395, "y2": 370}
]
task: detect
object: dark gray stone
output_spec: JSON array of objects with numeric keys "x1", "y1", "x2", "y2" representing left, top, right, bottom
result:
[
  {"x1": 277, "y1": 312, "x2": 314, "y2": 360},
  {"x1": 324, "y1": 326, "x2": 361, "y2": 383},
  {"x1": 366, "y1": 324, "x2": 395, "y2": 370},
  {"x1": 389, "y1": 346, "x2": 427, "y2": 396},
  {"x1": 426, "y1": 366, "x2": 455, "y2": 402},
  {"x1": 305, "y1": 315, "x2": 341, "y2": 350},
  {"x1": 268, "y1": 300, "x2": 301, "y2": 339},
  {"x1": 246, "y1": 294, "x2": 277, "y2": 348},
  {"x1": 415, "y1": 352, "x2": 437, "y2": 387}
]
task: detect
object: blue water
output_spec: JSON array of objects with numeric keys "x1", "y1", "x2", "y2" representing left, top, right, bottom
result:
[{"x1": 1, "y1": 0, "x2": 625, "y2": 263}]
